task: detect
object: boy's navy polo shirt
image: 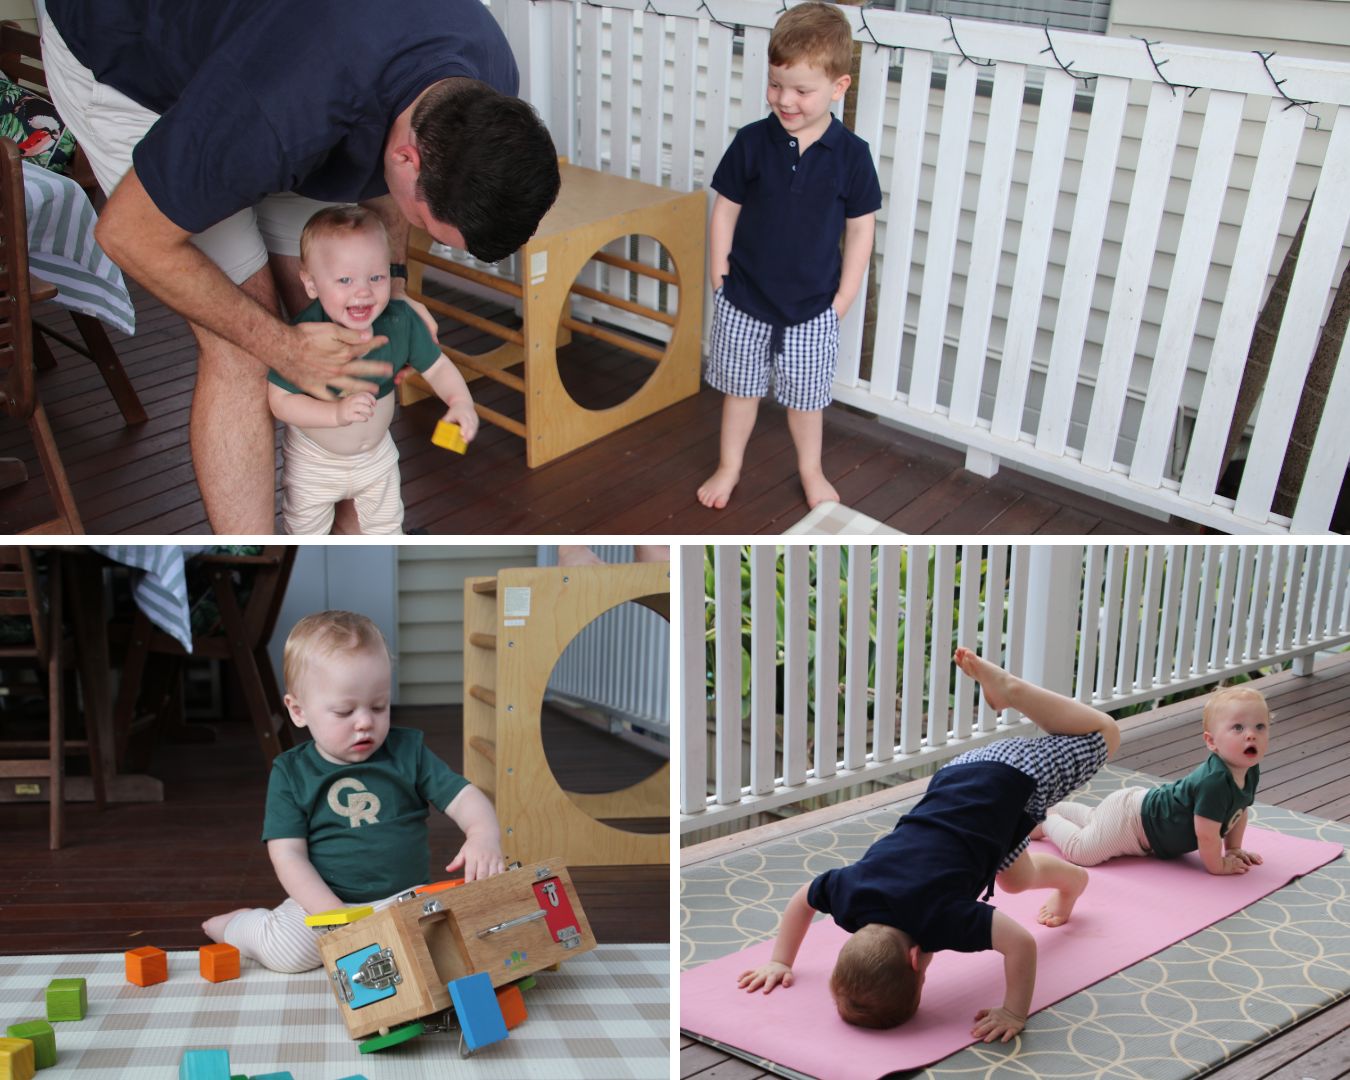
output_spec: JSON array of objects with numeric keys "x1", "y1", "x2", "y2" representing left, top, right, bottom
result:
[
  {"x1": 807, "y1": 761, "x2": 1037, "y2": 954},
  {"x1": 46, "y1": 0, "x2": 519, "y2": 235},
  {"x1": 712, "y1": 113, "x2": 881, "y2": 328}
]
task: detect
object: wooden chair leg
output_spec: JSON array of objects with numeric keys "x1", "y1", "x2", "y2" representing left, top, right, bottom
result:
[
  {"x1": 48, "y1": 559, "x2": 64, "y2": 850},
  {"x1": 25, "y1": 401, "x2": 82, "y2": 534},
  {"x1": 257, "y1": 647, "x2": 294, "y2": 751},
  {"x1": 112, "y1": 611, "x2": 153, "y2": 768},
  {"x1": 32, "y1": 328, "x2": 57, "y2": 371},
  {"x1": 69, "y1": 312, "x2": 146, "y2": 425},
  {"x1": 212, "y1": 572, "x2": 283, "y2": 765}
]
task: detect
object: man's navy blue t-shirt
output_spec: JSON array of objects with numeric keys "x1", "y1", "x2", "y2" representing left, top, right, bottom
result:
[
  {"x1": 807, "y1": 761, "x2": 1037, "y2": 954},
  {"x1": 46, "y1": 0, "x2": 519, "y2": 234},
  {"x1": 711, "y1": 113, "x2": 881, "y2": 328}
]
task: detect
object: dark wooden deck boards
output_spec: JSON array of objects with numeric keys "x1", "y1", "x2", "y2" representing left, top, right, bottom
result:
[
  {"x1": 1, "y1": 703, "x2": 669, "y2": 954},
  {"x1": 0, "y1": 279, "x2": 1190, "y2": 535},
  {"x1": 680, "y1": 652, "x2": 1350, "y2": 1080}
]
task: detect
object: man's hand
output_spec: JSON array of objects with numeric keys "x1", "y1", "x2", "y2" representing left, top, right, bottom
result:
[
  {"x1": 971, "y1": 1006, "x2": 1026, "y2": 1043},
  {"x1": 442, "y1": 398, "x2": 479, "y2": 443},
  {"x1": 282, "y1": 322, "x2": 393, "y2": 400},
  {"x1": 737, "y1": 961, "x2": 794, "y2": 994},
  {"x1": 1228, "y1": 848, "x2": 1263, "y2": 866},
  {"x1": 336, "y1": 392, "x2": 377, "y2": 426},
  {"x1": 445, "y1": 838, "x2": 505, "y2": 882}
]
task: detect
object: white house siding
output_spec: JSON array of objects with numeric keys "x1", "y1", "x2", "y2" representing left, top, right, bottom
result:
[{"x1": 396, "y1": 545, "x2": 536, "y2": 707}]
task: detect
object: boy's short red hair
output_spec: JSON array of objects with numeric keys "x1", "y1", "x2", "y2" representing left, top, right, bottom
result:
[{"x1": 769, "y1": 2, "x2": 854, "y2": 80}]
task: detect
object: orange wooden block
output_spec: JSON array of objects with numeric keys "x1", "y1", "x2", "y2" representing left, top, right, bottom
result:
[
  {"x1": 125, "y1": 946, "x2": 168, "y2": 987},
  {"x1": 199, "y1": 943, "x2": 240, "y2": 983},
  {"x1": 495, "y1": 984, "x2": 527, "y2": 1030}
]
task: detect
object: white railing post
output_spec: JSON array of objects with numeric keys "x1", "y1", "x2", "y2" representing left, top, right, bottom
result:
[
  {"x1": 712, "y1": 546, "x2": 742, "y2": 807},
  {"x1": 679, "y1": 545, "x2": 706, "y2": 816},
  {"x1": 749, "y1": 545, "x2": 776, "y2": 796},
  {"x1": 1023, "y1": 546, "x2": 1083, "y2": 697}
]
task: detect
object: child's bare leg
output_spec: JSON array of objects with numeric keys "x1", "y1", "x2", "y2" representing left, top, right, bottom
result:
[
  {"x1": 997, "y1": 849, "x2": 1089, "y2": 928},
  {"x1": 202, "y1": 908, "x2": 249, "y2": 943},
  {"x1": 698, "y1": 394, "x2": 760, "y2": 509},
  {"x1": 786, "y1": 407, "x2": 838, "y2": 508},
  {"x1": 953, "y1": 647, "x2": 1120, "y2": 757}
]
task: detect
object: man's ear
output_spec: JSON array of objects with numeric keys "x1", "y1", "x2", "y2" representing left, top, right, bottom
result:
[
  {"x1": 283, "y1": 693, "x2": 308, "y2": 729},
  {"x1": 389, "y1": 139, "x2": 422, "y2": 175}
]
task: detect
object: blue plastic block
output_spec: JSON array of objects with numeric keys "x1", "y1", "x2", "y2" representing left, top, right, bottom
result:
[
  {"x1": 447, "y1": 972, "x2": 508, "y2": 1052},
  {"x1": 179, "y1": 1048, "x2": 231, "y2": 1080}
]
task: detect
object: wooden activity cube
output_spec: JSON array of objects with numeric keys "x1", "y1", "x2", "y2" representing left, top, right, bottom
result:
[
  {"x1": 464, "y1": 563, "x2": 669, "y2": 866},
  {"x1": 402, "y1": 162, "x2": 705, "y2": 466},
  {"x1": 315, "y1": 858, "x2": 595, "y2": 1041}
]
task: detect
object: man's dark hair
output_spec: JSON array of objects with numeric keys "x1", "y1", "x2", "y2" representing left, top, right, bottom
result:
[{"x1": 412, "y1": 80, "x2": 560, "y2": 263}]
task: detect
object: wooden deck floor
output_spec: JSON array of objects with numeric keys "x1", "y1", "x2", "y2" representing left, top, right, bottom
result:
[
  {"x1": 0, "y1": 279, "x2": 1189, "y2": 535},
  {"x1": 1, "y1": 703, "x2": 669, "y2": 954},
  {"x1": 680, "y1": 650, "x2": 1350, "y2": 1080}
]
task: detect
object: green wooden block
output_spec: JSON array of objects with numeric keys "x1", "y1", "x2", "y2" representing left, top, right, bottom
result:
[
  {"x1": 4, "y1": 1022, "x2": 54, "y2": 1069},
  {"x1": 357, "y1": 1021, "x2": 424, "y2": 1054},
  {"x1": 43, "y1": 979, "x2": 86, "y2": 1022},
  {"x1": 514, "y1": 974, "x2": 537, "y2": 992}
]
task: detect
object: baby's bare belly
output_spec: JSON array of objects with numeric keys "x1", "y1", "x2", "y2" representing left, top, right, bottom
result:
[{"x1": 297, "y1": 393, "x2": 396, "y2": 455}]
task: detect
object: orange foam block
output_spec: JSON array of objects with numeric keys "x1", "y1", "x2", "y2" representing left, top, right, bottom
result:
[
  {"x1": 125, "y1": 946, "x2": 168, "y2": 987},
  {"x1": 495, "y1": 984, "x2": 527, "y2": 1030},
  {"x1": 199, "y1": 943, "x2": 240, "y2": 983}
]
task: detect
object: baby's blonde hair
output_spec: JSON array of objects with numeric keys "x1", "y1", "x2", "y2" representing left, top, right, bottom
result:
[
  {"x1": 769, "y1": 1, "x2": 854, "y2": 81},
  {"x1": 829, "y1": 923, "x2": 923, "y2": 1029},
  {"x1": 298, "y1": 204, "x2": 392, "y2": 268},
  {"x1": 1202, "y1": 685, "x2": 1269, "y2": 733},
  {"x1": 283, "y1": 610, "x2": 389, "y2": 695}
]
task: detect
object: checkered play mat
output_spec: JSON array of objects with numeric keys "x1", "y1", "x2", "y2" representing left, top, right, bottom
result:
[
  {"x1": 0, "y1": 944, "x2": 668, "y2": 1078},
  {"x1": 682, "y1": 765, "x2": 1350, "y2": 1080}
]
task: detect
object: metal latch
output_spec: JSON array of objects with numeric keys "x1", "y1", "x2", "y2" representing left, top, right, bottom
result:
[
  {"x1": 331, "y1": 967, "x2": 355, "y2": 1004},
  {"x1": 477, "y1": 909, "x2": 547, "y2": 938},
  {"x1": 351, "y1": 948, "x2": 401, "y2": 991},
  {"x1": 557, "y1": 925, "x2": 582, "y2": 950}
]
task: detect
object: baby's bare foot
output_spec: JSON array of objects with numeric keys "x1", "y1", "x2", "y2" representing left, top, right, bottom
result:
[
  {"x1": 1029, "y1": 822, "x2": 1047, "y2": 841},
  {"x1": 1037, "y1": 865, "x2": 1089, "y2": 927},
  {"x1": 698, "y1": 466, "x2": 740, "y2": 509},
  {"x1": 202, "y1": 908, "x2": 248, "y2": 943},
  {"x1": 953, "y1": 647, "x2": 1015, "y2": 712},
  {"x1": 800, "y1": 470, "x2": 839, "y2": 509}
]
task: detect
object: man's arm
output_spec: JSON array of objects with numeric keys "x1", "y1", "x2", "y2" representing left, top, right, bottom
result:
[
  {"x1": 96, "y1": 169, "x2": 392, "y2": 397},
  {"x1": 972, "y1": 910, "x2": 1036, "y2": 1043},
  {"x1": 1195, "y1": 815, "x2": 1249, "y2": 874},
  {"x1": 709, "y1": 194, "x2": 741, "y2": 292},
  {"x1": 737, "y1": 883, "x2": 814, "y2": 993},
  {"x1": 267, "y1": 837, "x2": 345, "y2": 914},
  {"x1": 833, "y1": 212, "x2": 876, "y2": 317}
]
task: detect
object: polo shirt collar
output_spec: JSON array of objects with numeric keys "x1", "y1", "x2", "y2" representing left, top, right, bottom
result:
[{"x1": 765, "y1": 111, "x2": 844, "y2": 150}]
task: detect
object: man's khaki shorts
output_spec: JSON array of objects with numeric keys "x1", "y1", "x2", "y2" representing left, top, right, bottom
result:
[{"x1": 40, "y1": 16, "x2": 333, "y2": 285}]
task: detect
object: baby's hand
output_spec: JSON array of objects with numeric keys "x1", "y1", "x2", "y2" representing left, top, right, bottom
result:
[
  {"x1": 445, "y1": 839, "x2": 505, "y2": 882},
  {"x1": 337, "y1": 391, "x2": 377, "y2": 426},
  {"x1": 737, "y1": 961, "x2": 793, "y2": 994},
  {"x1": 1214, "y1": 852, "x2": 1251, "y2": 875},
  {"x1": 1228, "y1": 848, "x2": 1262, "y2": 866},
  {"x1": 972, "y1": 1006, "x2": 1026, "y2": 1043},
  {"x1": 442, "y1": 399, "x2": 479, "y2": 443}
]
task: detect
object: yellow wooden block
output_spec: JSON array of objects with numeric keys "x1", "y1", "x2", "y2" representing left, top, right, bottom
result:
[
  {"x1": 0, "y1": 1037, "x2": 35, "y2": 1080},
  {"x1": 431, "y1": 420, "x2": 467, "y2": 454},
  {"x1": 304, "y1": 905, "x2": 374, "y2": 927}
]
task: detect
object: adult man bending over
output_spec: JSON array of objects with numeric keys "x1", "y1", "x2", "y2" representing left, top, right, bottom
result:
[{"x1": 40, "y1": 1, "x2": 560, "y2": 532}]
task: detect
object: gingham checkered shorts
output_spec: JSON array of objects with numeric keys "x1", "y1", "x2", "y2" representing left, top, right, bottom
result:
[
  {"x1": 705, "y1": 287, "x2": 838, "y2": 411},
  {"x1": 946, "y1": 732, "x2": 1109, "y2": 870}
]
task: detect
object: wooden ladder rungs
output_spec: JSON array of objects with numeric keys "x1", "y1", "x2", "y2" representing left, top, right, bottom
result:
[
  {"x1": 468, "y1": 736, "x2": 497, "y2": 764},
  {"x1": 472, "y1": 579, "x2": 498, "y2": 594},
  {"x1": 468, "y1": 632, "x2": 497, "y2": 650},
  {"x1": 468, "y1": 684, "x2": 496, "y2": 707}
]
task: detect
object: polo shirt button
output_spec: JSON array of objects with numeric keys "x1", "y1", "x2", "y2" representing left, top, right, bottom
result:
[
  {"x1": 792, "y1": 165, "x2": 796, "y2": 171},
  {"x1": 789, "y1": 140, "x2": 796, "y2": 147}
]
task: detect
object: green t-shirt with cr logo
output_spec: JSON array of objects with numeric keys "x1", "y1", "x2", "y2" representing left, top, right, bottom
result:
[
  {"x1": 1139, "y1": 751, "x2": 1259, "y2": 860},
  {"x1": 261, "y1": 727, "x2": 468, "y2": 902}
]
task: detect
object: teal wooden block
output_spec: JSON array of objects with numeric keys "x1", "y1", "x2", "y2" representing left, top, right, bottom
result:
[
  {"x1": 4, "y1": 1021, "x2": 54, "y2": 1069},
  {"x1": 43, "y1": 979, "x2": 86, "y2": 1022},
  {"x1": 447, "y1": 972, "x2": 508, "y2": 1052},
  {"x1": 333, "y1": 1076, "x2": 370, "y2": 1080},
  {"x1": 178, "y1": 1048, "x2": 230, "y2": 1080}
]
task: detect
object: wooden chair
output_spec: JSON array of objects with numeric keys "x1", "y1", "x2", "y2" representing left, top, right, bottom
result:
[
  {"x1": 0, "y1": 546, "x2": 104, "y2": 849},
  {"x1": 112, "y1": 547, "x2": 299, "y2": 769}
]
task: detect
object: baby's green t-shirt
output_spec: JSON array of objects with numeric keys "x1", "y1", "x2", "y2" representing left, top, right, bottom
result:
[
  {"x1": 261, "y1": 727, "x2": 468, "y2": 902},
  {"x1": 1139, "y1": 751, "x2": 1258, "y2": 859}
]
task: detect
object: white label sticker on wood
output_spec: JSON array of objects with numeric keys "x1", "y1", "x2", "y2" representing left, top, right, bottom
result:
[
  {"x1": 530, "y1": 251, "x2": 548, "y2": 285},
  {"x1": 504, "y1": 618, "x2": 526, "y2": 627},
  {"x1": 503, "y1": 587, "x2": 532, "y2": 618}
]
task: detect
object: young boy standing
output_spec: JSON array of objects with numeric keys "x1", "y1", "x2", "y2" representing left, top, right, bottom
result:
[
  {"x1": 268, "y1": 205, "x2": 480, "y2": 534},
  {"x1": 697, "y1": 1, "x2": 881, "y2": 511}
]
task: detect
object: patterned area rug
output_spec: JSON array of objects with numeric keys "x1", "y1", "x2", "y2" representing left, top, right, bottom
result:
[
  {"x1": 681, "y1": 765, "x2": 1350, "y2": 1080},
  {"x1": 0, "y1": 944, "x2": 668, "y2": 1079}
]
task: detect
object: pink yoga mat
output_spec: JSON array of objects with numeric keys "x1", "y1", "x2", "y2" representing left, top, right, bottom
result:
[{"x1": 682, "y1": 826, "x2": 1343, "y2": 1079}]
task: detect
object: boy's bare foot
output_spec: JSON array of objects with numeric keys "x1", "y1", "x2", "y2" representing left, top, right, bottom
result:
[
  {"x1": 954, "y1": 647, "x2": 1015, "y2": 712},
  {"x1": 1037, "y1": 864, "x2": 1089, "y2": 927},
  {"x1": 800, "y1": 469, "x2": 839, "y2": 509},
  {"x1": 698, "y1": 466, "x2": 740, "y2": 509},
  {"x1": 557, "y1": 545, "x2": 605, "y2": 568},
  {"x1": 202, "y1": 908, "x2": 248, "y2": 943},
  {"x1": 1029, "y1": 822, "x2": 1047, "y2": 841}
]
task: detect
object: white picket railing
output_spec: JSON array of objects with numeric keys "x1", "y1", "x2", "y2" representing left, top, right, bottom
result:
[
  {"x1": 679, "y1": 543, "x2": 1350, "y2": 832},
  {"x1": 491, "y1": 0, "x2": 1350, "y2": 534}
]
